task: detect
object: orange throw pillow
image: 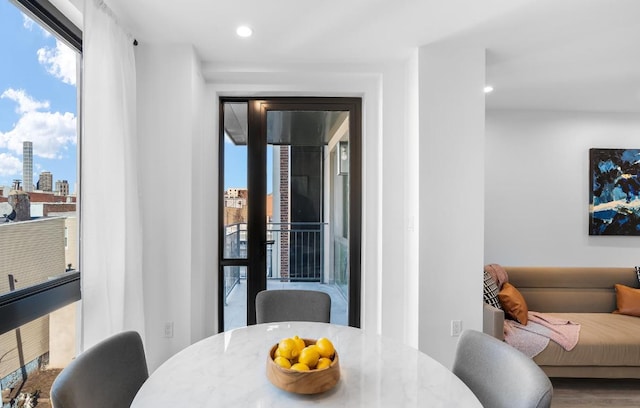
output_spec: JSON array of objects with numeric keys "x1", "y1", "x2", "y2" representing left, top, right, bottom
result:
[
  {"x1": 498, "y1": 282, "x2": 529, "y2": 325},
  {"x1": 613, "y1": 284, "x2": 640, "y2": 317}
]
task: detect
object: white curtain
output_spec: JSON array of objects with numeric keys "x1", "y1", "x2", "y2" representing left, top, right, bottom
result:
[{"x1": 81, "y1": 0, "x2": 145, "y2": 350}]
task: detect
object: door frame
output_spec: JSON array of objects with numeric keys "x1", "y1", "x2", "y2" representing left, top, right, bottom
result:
[{"x1": 218, "y1": 97, "x2": 362, "y2": 330}]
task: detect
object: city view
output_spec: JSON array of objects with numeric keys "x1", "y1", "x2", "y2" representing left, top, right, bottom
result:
[{"x1": 1, "y1": 2, "x2": 79, "y2": 405}]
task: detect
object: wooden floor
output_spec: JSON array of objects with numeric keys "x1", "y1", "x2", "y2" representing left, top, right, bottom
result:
[{"x1": 551, "y1": 378, "x2": 640, "y2": 408}]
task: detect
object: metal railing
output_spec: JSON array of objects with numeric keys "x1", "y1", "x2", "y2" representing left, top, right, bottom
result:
[
  {"x1": 223, "y1": 223, "x2": 247, "y2": 259},
  {"x1": 223, "y1": 222, "x2": 328, "y2": 304},
  {"x1": 268, "y1": 222, "x2": 327, "y2": 282}
]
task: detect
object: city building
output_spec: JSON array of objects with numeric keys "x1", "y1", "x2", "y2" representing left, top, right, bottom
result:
[
  {"x1": 28, "y1": 191, "x2": 75, "y2": 204},
  {"x1": 22, "y1": 141, "x2": 33, "y2": 193},
  {"x1": 55, "y1": 180, "x2": 69, "y2": 197},
  {"x1": 37, "y1": 171, "x2": 53, "y2": 192},
  {"x1": 223, "y1": 188, "x2": 247, "y2": 225},
  {"x1": 224, "y1": 188, "x2": 247, "y2": 208},
  {"x1": 225, "y1": 188, "x2": 244, "y2": 199}
]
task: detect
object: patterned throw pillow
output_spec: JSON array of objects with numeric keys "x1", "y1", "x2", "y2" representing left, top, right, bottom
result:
[
  {"x1": 483, "y1": 269, "x2": 502, "y2": 310},
  {"x1": 636, "y1": 266, "x2": 640, "y2": 284}
]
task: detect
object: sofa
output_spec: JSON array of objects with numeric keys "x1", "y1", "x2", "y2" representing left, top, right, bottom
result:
[{"x1": 483, "y1": 266, "x2": 640, "y2": 378}]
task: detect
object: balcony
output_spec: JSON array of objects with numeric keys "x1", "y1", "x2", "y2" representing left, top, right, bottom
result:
[{"x1": 224, "y1": 222, "x2": 348, "y2": 330}]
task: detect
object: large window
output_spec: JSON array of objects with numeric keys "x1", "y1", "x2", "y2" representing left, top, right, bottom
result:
[{"x1": 0, "y1": 0, "x2": 81, "y2": 389}]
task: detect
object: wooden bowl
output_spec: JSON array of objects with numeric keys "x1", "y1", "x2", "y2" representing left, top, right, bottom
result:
[{"x1": 266, "y1": 339, "x2": 340, "y2": 394}]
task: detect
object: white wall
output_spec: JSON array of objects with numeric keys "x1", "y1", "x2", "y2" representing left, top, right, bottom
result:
[
  {"x1": 136, "y1": 44, "x2": 216, "y2": 371},
  {"x1": 404, "y1": 51, "x2": 420, "y2": 348},
  {"x1": 189, "y1": 52, "x2": 218, "y2": 344},
  {"x1": 485, "y1": 110, "x2": 640, "y2": 266},
  {"x1": 418, "y1": 43, "x2": 486, "y2": 368},
  {"x1": 380, "y1": 62, "x2": 410, "y2": 342}
]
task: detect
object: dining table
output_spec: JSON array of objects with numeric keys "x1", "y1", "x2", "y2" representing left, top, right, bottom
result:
[{"x1": 131, "y1": 322, "x2": 483, "y2": 407}]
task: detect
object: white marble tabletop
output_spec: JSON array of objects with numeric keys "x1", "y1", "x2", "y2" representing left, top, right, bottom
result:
[{"x1": 131, "y1": 322, "x2": 482, "y2": 407}]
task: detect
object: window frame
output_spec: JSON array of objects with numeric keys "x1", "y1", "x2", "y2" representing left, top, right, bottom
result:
[
  {"x1": 11, "y1": 0, "x2": 82, "y2": 50},
  {"x1": 0, "y1": 271, "x2": 80, "y2": 335},
  {"x1": 0, "y1": 0, "x2": 82, "y2": 336}
]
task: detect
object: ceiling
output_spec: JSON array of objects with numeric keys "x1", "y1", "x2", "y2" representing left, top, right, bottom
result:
[
  {"x1": 224, "y1": 102, "x2": 349, "y2": 146},
  {"x1": 98, "y1": 0, "x2": 640, "y2": 113}
]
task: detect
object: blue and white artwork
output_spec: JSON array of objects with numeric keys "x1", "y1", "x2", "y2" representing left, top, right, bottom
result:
[{"x1": 590, "y1": 148, "x2": 640, "y2": 235}]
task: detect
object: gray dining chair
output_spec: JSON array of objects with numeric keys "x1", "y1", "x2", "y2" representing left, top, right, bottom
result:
[
  {"x1": 255, "y1": 289, "x2": 331, "y2": 323},
  {"x1": 452, "y1": 329, "x2": 553, "y2": 408},
  {"x1": 50, "y1": 330, "x2": 148, "y2": 408}
]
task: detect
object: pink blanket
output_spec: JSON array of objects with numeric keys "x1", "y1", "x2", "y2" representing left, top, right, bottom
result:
[
  {"x1": 504, "y1": 311, "x2": 581, "y2": 358},
  {"x1": 484, "y1": 264, "x2": 509, "y2": 288}
]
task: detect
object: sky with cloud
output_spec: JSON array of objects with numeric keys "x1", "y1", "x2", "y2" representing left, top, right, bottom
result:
[{"x1": 0, "y1": 1, "x2": 77, "y2": 193}]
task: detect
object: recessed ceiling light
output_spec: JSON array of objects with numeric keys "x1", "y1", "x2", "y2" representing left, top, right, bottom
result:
[
  {"x1": 484, "y1": 85, "x2": 494, "y2": 94},
  {"x1": 236, "y1": 26, "x2": 253, "y2": 38}
]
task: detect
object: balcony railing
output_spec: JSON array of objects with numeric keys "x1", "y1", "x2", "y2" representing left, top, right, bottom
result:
[{"x1": 223, "y1": 222, "x2": 328, "y2": 304}]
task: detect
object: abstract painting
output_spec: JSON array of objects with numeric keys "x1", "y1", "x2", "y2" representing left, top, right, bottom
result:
[{"x1": 589, "y1": 148, "x2": 640, "y2": 235}]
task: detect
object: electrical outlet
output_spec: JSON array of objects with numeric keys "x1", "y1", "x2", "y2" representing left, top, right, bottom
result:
[
  {"x1": 451, "y1": 320, "x2": 462, "y2": 337},
  {"x1": 164, "y1": 321, "x2": 174, "y2": 338}
]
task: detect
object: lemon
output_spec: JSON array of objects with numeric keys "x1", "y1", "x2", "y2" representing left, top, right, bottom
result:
[
  {"x1": 290, "y1": 362, "x2": 310, "y2": 371},
  {"x1": 298, "y1": 346, "x2": 320, "y2": 369},
  {"x1": 315, "y1": 337, "x2": 335, "y2": 359},
  {"x1": 277, "y1": 338, "x2": 300, "y2": 360},
  {"x1": 292, "y1": 335, "x2": 306, "y2": 354},
  {"x1": 316, "y1": 357, "x2": 332, "y2": 370},
  {"x1": 274, "y1": 356, "x2": 292, "y2": 369}
]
